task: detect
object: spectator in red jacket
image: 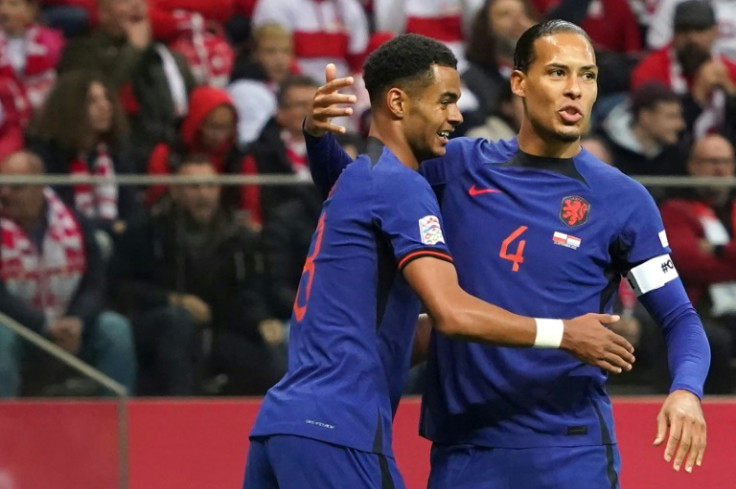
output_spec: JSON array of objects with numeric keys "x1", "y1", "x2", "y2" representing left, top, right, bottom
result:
[
  {"x1": 631, "y1": 1, "x2": 736, "y2": 138},
  {"x1": 659, "y1": 132, "x2": 736, "y2": 393},
  {"x1": 145, "y1": 85, "x2": 258, "y2": 227},
  {"x1": 0, "y1": 0, "x2": 64, "y2": 159}
]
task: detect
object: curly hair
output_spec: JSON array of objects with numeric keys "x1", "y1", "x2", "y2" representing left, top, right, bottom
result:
[
  {"x1": 362, "y1": 33, "x2": 457, "y2": 107},
  {"x1": 29, "y1": 70, "x2": 128, "y2": 152}
]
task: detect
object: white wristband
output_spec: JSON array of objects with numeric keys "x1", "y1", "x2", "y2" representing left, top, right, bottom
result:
[{"x1": 533, "y1": 318, "x2": 565, "y2": 348}]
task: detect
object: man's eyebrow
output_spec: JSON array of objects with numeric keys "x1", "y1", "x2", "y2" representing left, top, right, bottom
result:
[
  {"x1": 440, "y1": 91, "x2": 459, "y2": 100},
  {"x1": 545, "y1": 63, "x2": 598, "y2": 71}
]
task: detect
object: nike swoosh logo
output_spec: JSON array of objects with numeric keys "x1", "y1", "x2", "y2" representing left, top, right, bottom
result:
[{"x1": 468, "y1": 184, "x2": 503, "y2": 196}]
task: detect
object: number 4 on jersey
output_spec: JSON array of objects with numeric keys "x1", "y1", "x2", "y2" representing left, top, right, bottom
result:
[{"x1": 499, "y1": 226, "x2": 528, "y2": 272}]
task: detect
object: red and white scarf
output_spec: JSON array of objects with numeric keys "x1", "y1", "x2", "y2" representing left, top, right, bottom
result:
[
  {"x1": 69, "y1": 143, "x2": 118, "y2": 221},
  {"x1": 0, "y1": 25, "x2": 64, "y2": 110},
  {"x1": 0, "y1": 188, "x2": 87, "y2": 323}
]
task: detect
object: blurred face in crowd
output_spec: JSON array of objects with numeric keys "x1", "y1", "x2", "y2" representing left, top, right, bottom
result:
[
  {"x1": 87, "y1": 81, "x2": 114, "y2": 136},
  {"x1": 687, "y1": 134, "x2": 735, "y2": 204},
  {"x1": 172, "y1": 161, "x2": 221, "y2": 225},
  {"x1": 675, "y1": 27, "x2": 719, "y2": 54},
  {"x1": 0, "y1": 152, "x2": 45, "y2": 229},
  {"x1": 277, "y1": 84, "x2": 317, "y2": 137},
  {"x1": 0, "y1": 0, "x2": 34, "y2": 36},
  {"x1": 200, "y1": 105, "x2": 236, "y2": 151},
  {"x1": 489, "y1": 0, "x2": 534, "y2": 55},
  {"x1": 638, "y1": 100, "x2": 685, "y2": 146},
  {"x1": 512, "y1": 31, "x2": 598, "y2": 156},
  {"x1": 254, "y1": 32, "x2": 294, "y2": 84},
  {"x1": 98, "y1": 0, "x2": 147, "y2": 36}
]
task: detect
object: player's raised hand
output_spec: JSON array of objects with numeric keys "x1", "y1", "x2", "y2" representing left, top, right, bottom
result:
[
  {"x1": 304, "y1": 63, "x2": 357, "y2": 137},
  {"x1": 560, "y1": 313, "x2": 636, "y2": 374},
  {"x1": 654, "y1": 389, "x2": 707, "y2": 473}
]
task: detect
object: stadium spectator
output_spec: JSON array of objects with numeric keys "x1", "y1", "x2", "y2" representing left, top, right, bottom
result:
[
  {"x1": 0, "y1": 0, "x2": 64, "y2": 160},
  {"x1": 597, "y1": 82, "x2": 688, "y2": 180},
  {"x1": 145, "y1": 85, "x2": 253, "y2": 226},
  {"x1": 111, "y1": 155, "x2": 280, "y2": 395},
  {"x1": 251, "y1": 0, "x2": 370, "y2": 81},
  {"x1": 58, "y1": 0, "x2": 196, "y2": 166},
  {"x1": 0, "y1": 0, "x2": 65, "y2": 110},
  {"x1": 228, "y1": 23, "x2": 297, "y2": 146},
  {"x1": 0, "y1": 150, "x2": 136, "y2": 397},
  {"x1": 373, "y1": 0, "x2": 484, "y2": 72},
  {"x1": 241, "y1": 75, "x2": 318, "y2": 227},
  {"x1": 647, "y1": 0, "x2": 736, "y2": 61},
  {"x1": 658, "y1": 133, "x2": 736, "y2": 393},
  {"x1": 631, "y1": 0, "x2": 736, "y2": 139},
  {"x1": 27, "y1": 71, "x2": 141, "y2": 236}
]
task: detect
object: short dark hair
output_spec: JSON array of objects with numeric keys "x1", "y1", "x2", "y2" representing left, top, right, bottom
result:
[
  {"x1": 513, "y1": 19, "x2": 592, "y2": 72},
  {"x1": 277, "y1": 74, "x2": 319, "y2": 108},
  {"x1": 630, "y1": 82, "x2": 681, "y2": 122},
  {"x1": 362, "y1": 33, "x2": 457, "y2": 106},
  {"x1": 174, "y1": 153, "x2": 215, "y2": 173}
]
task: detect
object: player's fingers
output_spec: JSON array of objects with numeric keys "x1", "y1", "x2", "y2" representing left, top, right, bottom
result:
[
  {"x1": 593, "y1": 313, "x2": 621, "y2": 324},
  {"x1": 695, "y1": 424, "x2": 707, "y2": 468},
  {"x1": 325, "y1": 63, "x2": 337, "y2": 84},
  {"x1": 664, "y1": 416, "x2": 683, "y2": 463},
  {"x1": 314, "y1": 92, "x2": 357, "y2": 108},
  {"x1": 317, "y1": 76, "x2": 355, "y2": 95},
  {"x1": 314, "y1": 107, "x2": 354, "y2": 119},
  {"x1": 610, "y1": 331, "x2": 635, "y2": 354},
  {"x1": 601, "y1": 348, "x2": 634, "y2": 372},
  {"x1": 595, "y1": 359, "x2": 623, "y2": 375},
  {"x1": 654, "y1": 410, "x2": 668, "y2": 445},
  {"x1": 604, "y1": 341, "x2": 636, "y2": 366},
  {"x1": 672, "y1": 418, "x2": 693, "y2": 471}
]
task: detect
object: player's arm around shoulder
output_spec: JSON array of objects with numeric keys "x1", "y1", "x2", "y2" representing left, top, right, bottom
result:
[{"x1": 402, "y1": 256, "x2": 635, "y2": 374}]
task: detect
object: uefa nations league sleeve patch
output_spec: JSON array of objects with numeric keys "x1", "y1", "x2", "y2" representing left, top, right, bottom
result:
[{"x1": 418, "y1": 215, "x2": 445, "y2": 245}]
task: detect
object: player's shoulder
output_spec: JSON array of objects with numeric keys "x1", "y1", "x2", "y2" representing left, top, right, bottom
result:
[
  {"x1": 575, "y1": 148, "x2": 657, "y2": 209},
  {"x1": 446, "y1": 136, "x2": 518, "y2": 166}
]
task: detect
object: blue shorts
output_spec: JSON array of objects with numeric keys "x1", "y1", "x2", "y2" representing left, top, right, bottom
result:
[
  {"x1": 427, "y1": 443, "x2": 621, "y2": 489},
  {"x1": 243, "y1": 434, "x2": 406, "y2": 489}
]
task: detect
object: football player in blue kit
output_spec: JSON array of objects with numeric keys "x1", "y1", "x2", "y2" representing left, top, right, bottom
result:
[
  {"x1": 243, "y1": 33, "x2": 636, "y2": 489},
  {"x1": 304, "y1": 20, "x2": 710, "y2": 489}
]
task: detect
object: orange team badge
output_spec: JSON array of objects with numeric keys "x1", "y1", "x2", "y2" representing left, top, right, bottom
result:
[{"x1": 559, "y1": 195, "x2": 590, "y2": 227}]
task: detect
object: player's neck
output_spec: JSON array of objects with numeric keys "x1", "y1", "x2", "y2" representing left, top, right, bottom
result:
[
  {"x1": 368, "y1": 122, "x2": 420, "y2": 171},
  {"x1": 516, "y1": 126, "x2": 581, "y2": 159}
]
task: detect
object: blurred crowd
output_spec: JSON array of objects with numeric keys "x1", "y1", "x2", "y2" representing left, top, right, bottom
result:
[{"x1": 0, "y1": 0, "x2": 735, "y2": 397}]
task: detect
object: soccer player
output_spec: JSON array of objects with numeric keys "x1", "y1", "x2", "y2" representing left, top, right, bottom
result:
[
  {"x1": 304, "y1": 21, "x2": 711, "y2": 489},
  {"x1": 243, "y1": 33, "x2": 635, "y2": 489}
]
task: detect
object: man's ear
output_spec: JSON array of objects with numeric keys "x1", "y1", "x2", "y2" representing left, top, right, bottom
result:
[
  {"x1": 510, "y1": 70, "x2": 526, "y2": 98},
  {"x1": 386, "y1": 87, "x2": 407, "y2": 119}
]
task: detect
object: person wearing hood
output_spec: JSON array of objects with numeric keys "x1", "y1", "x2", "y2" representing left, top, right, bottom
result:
[
  {"x1": 145, "y1": 85, "x2": 258, "y2": 226},
  {"x1": 597, "y1": 81, "x2": 689, "y2": 199}
]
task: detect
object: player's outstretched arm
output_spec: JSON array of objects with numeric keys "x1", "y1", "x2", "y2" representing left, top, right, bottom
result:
[{"x1": 403, "y1": 257, "x2": 636, "y2": 374}]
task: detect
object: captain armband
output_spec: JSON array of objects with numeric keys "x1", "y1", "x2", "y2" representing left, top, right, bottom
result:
[{"x1": 626, "y1": 254, "x2": 679, "y2": 296}]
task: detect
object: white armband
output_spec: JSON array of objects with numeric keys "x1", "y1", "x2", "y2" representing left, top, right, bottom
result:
[
  {"x1": 533, "y1": 318, "x2": 565, "y2": 348},
  {"x1": 626, "y1": 254, "x2": 679, "y2": 296}
]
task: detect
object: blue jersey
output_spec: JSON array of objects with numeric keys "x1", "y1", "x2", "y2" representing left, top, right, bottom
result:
[
  {"x1": 250, "y1": 139, "x2": 453, "y2": 456},
  {"x1": 418, "y1": 137, "x2": 673, "y2": 448}
]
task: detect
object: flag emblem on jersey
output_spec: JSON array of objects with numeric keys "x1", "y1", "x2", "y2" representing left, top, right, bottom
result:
[
  {"x1": 553, "y1": 231, "x2": 581, "y2": 249},
  {"x1": 559, "y1": 195, "x2": 590, "y2": 226},
  {"x1": 418, "y1": 215, "x2": 445, "y2": 245}
]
